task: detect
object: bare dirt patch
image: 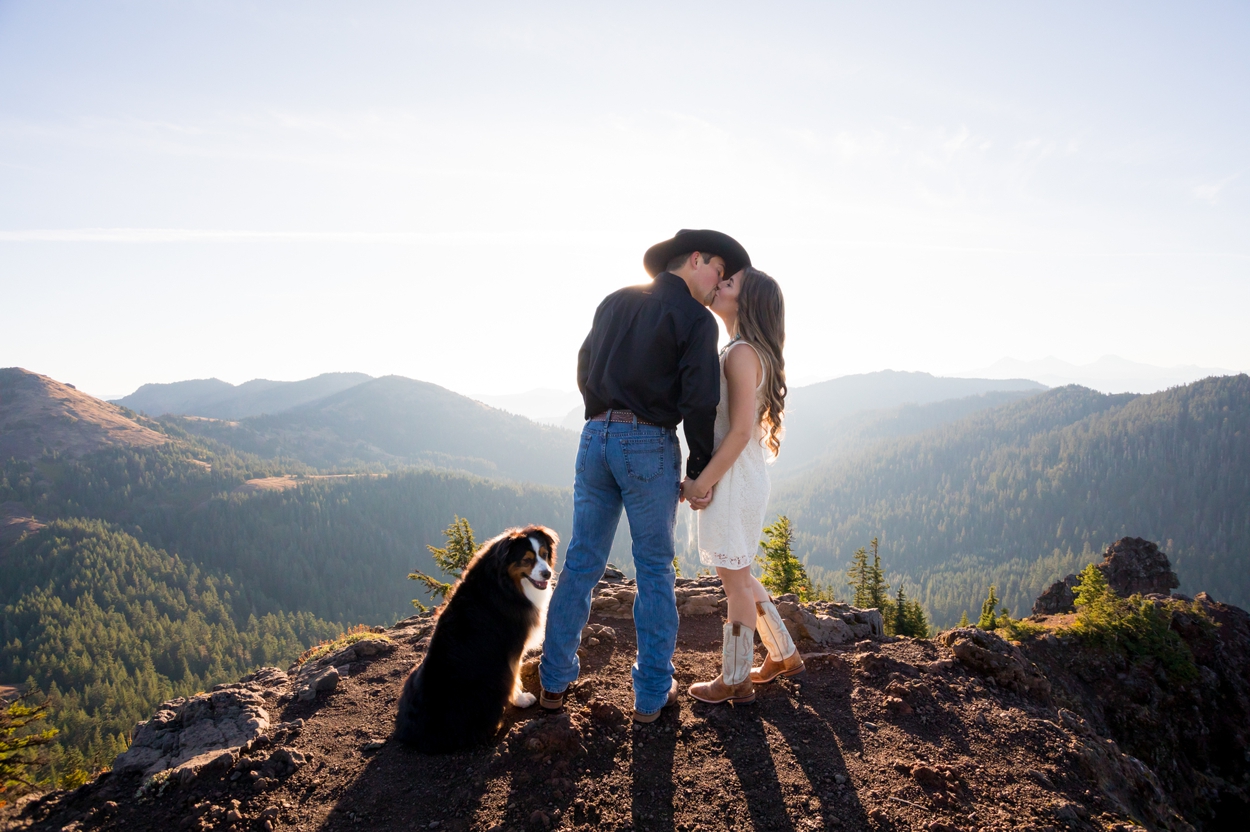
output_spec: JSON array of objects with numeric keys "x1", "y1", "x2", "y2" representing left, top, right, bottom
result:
[{"x1": 232, "y1": 475, "x2": 375, "y2": 495}]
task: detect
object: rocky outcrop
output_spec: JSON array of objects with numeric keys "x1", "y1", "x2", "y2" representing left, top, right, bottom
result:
[
  {"x1": 1033, "y1": 572, "x2": 1082, "y2": 615},
  {"x1": 113, "y1": 677, "x2": 281, "y2": 777},
  {"x1": 289, "y1": 635, "x2": 396, "y2": 701},
  {"x1": 589, "y1": 576, "x2": 884, "y2": 647},
  {"x1": 12, "y1": 567, "x2": 1250, "y2": 832},
  {"x1": 772, "y1": 594, "x2": 885, "y2": 644},
  {"x1": 1100, "y1": 537, "x2": 1180, "y2": 597},
  {"x1": 938, "y1": 627, "x2": 1051, "y2": 697},
  {"x1": 1034, "y1": 536, "x2": 1181, "y2": 615}
]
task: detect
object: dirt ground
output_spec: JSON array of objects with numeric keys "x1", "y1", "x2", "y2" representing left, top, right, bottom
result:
[{"x1": 4, "y1": 614, "x2": 1167, "y2": 832}]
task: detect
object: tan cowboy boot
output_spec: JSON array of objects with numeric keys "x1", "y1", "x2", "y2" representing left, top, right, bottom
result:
[
  {"x1": 688, "y1": 621, "x2": 756, "y2": 705},
  {"x1": 751, "y1": 600, "x2": 805, "y2": 683}
]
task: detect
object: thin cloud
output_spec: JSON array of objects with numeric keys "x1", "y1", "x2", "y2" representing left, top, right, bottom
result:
[{"x1": 0, "y1": 228, "x2": 576, "y2": 244}]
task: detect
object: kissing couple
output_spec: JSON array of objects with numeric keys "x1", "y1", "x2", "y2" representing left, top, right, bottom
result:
[{"x1": 538, "y1": 228, "x2": 801, "y2": 723}]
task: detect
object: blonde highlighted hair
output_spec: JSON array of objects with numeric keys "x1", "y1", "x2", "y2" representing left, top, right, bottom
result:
[{"x1": 732, "y1": 267, "x2": 787, "y2": 457}]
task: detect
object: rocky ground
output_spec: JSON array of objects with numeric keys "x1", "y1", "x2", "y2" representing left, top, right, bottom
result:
[{"x1": 4, "y1": 543, "x2": 1247, "y2": 832}]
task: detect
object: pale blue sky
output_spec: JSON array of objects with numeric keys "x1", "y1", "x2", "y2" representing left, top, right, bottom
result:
[{"x1": 1, "y1": 1, "x2": 1247, "y2": 398}]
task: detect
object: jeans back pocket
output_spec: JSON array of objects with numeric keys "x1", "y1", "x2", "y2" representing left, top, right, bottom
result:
[
  {"x1": 575, "y1": 430, "x2": 593, "y2": 474},
  {"x1": 621, "y1": 436, "x2": 668, "y2": 482}
]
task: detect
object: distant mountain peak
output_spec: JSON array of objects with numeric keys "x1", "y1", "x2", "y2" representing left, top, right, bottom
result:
[
  {"x1": 0, "y1": 367, "x2": 167, "y2": 462},
  {"x1": 972, "y1": 355, "x2": 1236, "y2": 394}
]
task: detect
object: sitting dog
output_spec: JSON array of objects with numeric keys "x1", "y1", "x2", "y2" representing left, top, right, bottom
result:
[{"x1": 394, "y1": 524, "x2": 558, "y2": 753}]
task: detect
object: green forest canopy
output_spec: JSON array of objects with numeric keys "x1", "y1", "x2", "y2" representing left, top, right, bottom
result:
[
  {"x1": 0, "y1": 519, "x2": 341, "y2": 779},
  {"x1": 774, "y1": 375, "x2": 1250, "y2": 625}
]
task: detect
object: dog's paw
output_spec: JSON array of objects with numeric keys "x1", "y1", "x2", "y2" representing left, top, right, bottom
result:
[{"x1": 512, "y1": 690, "x2": 537, "y2": 708}]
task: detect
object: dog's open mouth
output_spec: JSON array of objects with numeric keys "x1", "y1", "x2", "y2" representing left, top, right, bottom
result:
[{"x1": 525, "y1": 576, "x2": 550, "y2": 590}]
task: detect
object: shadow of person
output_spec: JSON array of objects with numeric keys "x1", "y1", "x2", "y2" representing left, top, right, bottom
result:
[
  {"x1": 701, "y1": 703, "x2": 798, "y2": 832},
  {"x1": 629, "y1": 711, "x2": 679, "y2": 830},
  {"x1": 694, "y1": 653, "x2": 874, "y2": 831},
  {"x1": 310, "y1": 736, "x2": 500, "y2": 832},
  {"x1": 759, "y1": 674, "x2": 873, "y2": 830}
]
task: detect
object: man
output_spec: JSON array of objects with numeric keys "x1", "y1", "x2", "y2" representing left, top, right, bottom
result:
[{"x1": 539, "y1": 229, "x2": 751, "y2": 723}]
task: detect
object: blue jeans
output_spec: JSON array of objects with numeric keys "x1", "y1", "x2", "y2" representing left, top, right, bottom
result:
[{"x1": 540, "y1": 418, "x2": 681, "y2": 715}]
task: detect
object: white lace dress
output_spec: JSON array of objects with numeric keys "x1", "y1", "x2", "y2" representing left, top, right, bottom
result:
[{"x1": 697, "y1": 341, "x2": 771, "y2": 570}]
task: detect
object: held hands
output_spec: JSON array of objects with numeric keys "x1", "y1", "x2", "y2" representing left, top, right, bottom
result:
[{"x1": 681, "y1": 477, "x2": 714, "y2": 510}]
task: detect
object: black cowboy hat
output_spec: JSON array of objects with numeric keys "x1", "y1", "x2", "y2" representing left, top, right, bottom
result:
[{"x1": 643, "y1": 229, "x2": 751, "y2": 278}]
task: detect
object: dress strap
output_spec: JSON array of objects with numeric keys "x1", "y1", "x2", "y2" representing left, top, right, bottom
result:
[{"x1": 723, "y1": 340, "x2": 766, "y2": 391}]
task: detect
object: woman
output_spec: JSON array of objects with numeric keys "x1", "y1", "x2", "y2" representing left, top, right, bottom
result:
[{"x1": 682, "y1": 266, "x2": 802, "y2": 705}]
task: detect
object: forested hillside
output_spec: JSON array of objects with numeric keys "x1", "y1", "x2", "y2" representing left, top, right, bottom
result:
[
  {"x1": 2, "y1": 443, "x2": 574, "y2": 626},
  {"x1": 0, "y1": 519, "x2": 340, "y2": 777},
  {"x1": 171, "y1": 375, "x2": 579, "y2": 487},
  {"x1": 775, "y1": 370, "x2": 1045, "y2": 477},
  {"x1": 774, "y1": 389, "x2": 1041, "y2": 478},
  {"x1": 773, "y1": 376, "x2": 1250, "y2": 625}
]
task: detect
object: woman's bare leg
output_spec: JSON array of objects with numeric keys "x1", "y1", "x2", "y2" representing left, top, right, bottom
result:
[
  {"x1": 715, "y1": 566, "x2": 757, "y2": 624},
  {"x1": 747, "y1": 572, "x2": 772, "y2": 604}
]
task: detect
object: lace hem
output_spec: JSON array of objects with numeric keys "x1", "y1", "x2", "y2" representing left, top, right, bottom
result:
[{"x1": 698, "y1": 548, "x2": 756, "y2": 570}]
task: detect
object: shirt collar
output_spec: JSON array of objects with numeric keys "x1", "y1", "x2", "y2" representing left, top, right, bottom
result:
[{"x1": 654, "y1": 271, "x2": 689, "y2": 295}]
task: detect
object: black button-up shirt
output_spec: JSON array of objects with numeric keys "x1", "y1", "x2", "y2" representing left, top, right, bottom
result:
[{"x1": 577, "y1": 272, "x2": 720, "y2": 479}]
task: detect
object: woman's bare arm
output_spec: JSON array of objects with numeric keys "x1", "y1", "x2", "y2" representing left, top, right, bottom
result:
[{"x1": 684, "y1": 344, "x2": 761, "y2": 504}]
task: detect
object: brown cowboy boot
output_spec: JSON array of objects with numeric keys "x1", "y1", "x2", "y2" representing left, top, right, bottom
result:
[
  {"x1": 751, "y1": 600, "x2": 805, "y2": 683},
  {"x1": 688, "y1": 621, "x2": 756, "y2": 705}
]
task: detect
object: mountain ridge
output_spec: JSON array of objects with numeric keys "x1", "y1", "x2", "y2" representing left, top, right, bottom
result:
[{"x1": 112, "y1": 372, "x2": 374, "y2": 420}]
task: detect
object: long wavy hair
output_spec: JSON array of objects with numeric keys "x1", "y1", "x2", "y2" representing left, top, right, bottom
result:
[{"x1": 731, "y1": 267, "x2": 787, "y2": 457}]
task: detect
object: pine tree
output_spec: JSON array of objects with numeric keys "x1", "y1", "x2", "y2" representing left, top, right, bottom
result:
[
  {"x1": 1073, "y1": 563, "x2": 1109, "y2": 608},
  {"x1": 868, "y1": 537, "x2": 890, "y2": 610},
  {"x1": 409, "y1": 516, "x2": 478, "y2": 610},
  {"x1": 758, "y1": 516, "x2": 810, "y2": 599},
  {"x1": 958, "y1": 610, "x2": 970, "y2": 627},
  {"x1": 848, "y1": 545, "x2": 871, "y2": 608},
  {"x1": 906, "y1": 598, "x2": 931, "y2": 637},
  {"x1": 887, "y1": 585, "x2": 931, "y2": 637},
  {"x1": 0, "y1": 695, "x2": 58, "y2": 797},
  {"x1": 978, "y1": 585, "x2": 1000, "y2": 629},
  {"x1": 892, "y1": 586, "x2": 909, "y2": 636}
]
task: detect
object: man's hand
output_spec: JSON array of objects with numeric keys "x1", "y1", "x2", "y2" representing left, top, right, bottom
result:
[{"x1": 681, "y1": 477, "x2": 714, "y2": 510}]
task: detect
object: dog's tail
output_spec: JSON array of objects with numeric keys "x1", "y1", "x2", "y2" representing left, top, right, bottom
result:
[{"x1": 392, "y1": 662, "x2": 425, "y2": 746}]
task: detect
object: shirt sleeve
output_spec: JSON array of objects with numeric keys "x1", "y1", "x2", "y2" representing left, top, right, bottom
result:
[
  {"x1": 576, "y1": 329, "x2": 592, "y2": 399},
  {"x1": 677, "y1": 313, "x2": 720, "y2": 479}
]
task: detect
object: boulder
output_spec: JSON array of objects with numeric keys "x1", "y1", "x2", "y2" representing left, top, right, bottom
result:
[
  {"x1": 1101, "y1": 537, "x2": 1179, "y2": 597},
  {"x1": 940, "y1": 627, "x2": 1051, "y2": 698},
  {"x1": 113, "y1": 687, "x2": 270, "y2": 777},
  {"x1": 1033, "y1": 537, "x2": 1180, "y2": 615},
  {"x1": 296, "y1": 666, "x2": 339, "y2": 701},
  {"x1": 1034, "y1": 574, "x2": 1081, "y2": 615}
]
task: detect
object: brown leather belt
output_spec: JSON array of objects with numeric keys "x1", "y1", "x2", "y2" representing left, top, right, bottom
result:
[{"x1": 591, "y1": 410, "x2": 662, "y2": 427}]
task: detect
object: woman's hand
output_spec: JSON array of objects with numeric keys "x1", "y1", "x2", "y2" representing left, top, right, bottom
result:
[{"x1": 682, "y1": 477, "x2": 714, "y2": 510}]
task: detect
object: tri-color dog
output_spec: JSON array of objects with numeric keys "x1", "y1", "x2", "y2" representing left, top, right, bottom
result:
[{"x1": 393, "y1": 525, "x2": 558, "y2": 753}]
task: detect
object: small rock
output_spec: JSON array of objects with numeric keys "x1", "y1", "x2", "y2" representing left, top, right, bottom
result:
[
  {"x1": 885, "y1": 696, "x2": 913, "y2": 715},
  {"x1": 1055, "y1": 802, "x2": 1081, "y2": 824},
  {"x1": 362, "y1": 739, "x2": 386, "y2": 752},
  {"x1": 911, "y1": 765, "x2": 945, "y2": 790}
]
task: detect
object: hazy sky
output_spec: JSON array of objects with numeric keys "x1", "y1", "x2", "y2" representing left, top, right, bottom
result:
[{"x1": 2, "y1": 1, "x2": 1247, "y2": 398}]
